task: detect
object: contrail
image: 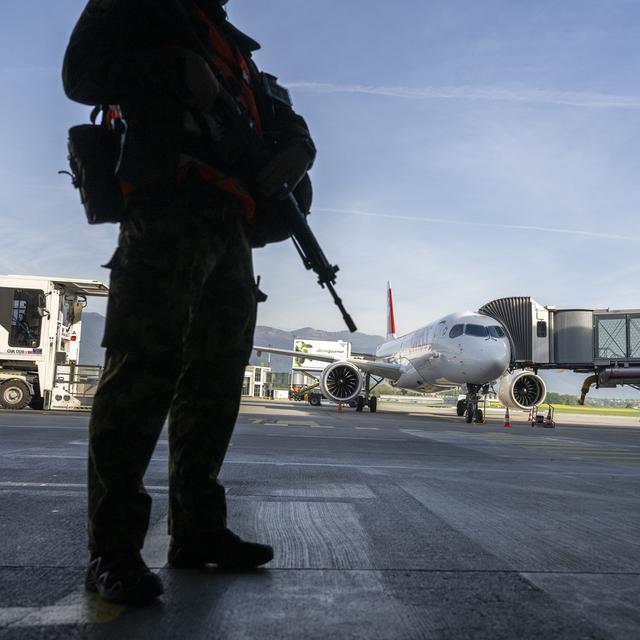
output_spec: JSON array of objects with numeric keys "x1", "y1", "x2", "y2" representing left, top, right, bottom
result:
[
  {"x1": 288, "y1": 82, "x2": 640, "y2": 110},
  {"x1": 315, "y1": 207, "x2": 640, "y2": 242}
]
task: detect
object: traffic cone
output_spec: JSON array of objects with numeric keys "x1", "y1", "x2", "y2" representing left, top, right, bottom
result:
[
  {"x1": 503, "y1": 407, "x2": 512, "y2": 428},
  {"x1": 337, "y1": 402, "x2": 343, "y2": 414}
]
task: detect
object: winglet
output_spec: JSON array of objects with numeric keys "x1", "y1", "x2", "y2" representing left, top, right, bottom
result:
[{"x1": 386, "y1": 281, "x2": 397, "y2": 341}]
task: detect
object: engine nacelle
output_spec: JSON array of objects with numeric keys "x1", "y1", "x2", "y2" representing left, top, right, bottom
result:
[
  {"x1": 320, "y1": 362, "x2": 363, "y2": 404},
  {"x1": 497, "y1": 371, "x2": 547, "y2": 410}
]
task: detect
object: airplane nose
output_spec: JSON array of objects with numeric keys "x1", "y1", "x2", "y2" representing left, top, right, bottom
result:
[
  {"x1": 486, "y1": 340, "x2": 511, "y2": 380},
  {"x1": 464, "y1": 339, "x2": 510, "y2": 383}
]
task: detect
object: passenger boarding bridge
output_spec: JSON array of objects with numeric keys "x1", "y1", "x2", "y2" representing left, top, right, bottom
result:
[{"x1": 480, "y1": 297, "x2": 640, "y2": 402}]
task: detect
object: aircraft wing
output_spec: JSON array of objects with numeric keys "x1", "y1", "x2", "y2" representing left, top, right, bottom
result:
[
  {"x1": 253, "y1": 345, "x2": 337, "y2": 365},
  {"x1": 348, "y1": 359, "x2": 402, "y2": 381},
  {"x1": 252, "y1": 346, "x2": 402, "y2": 382}
]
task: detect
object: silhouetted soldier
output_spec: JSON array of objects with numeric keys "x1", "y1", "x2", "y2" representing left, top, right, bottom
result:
[{"x1": 63, "y1": 0, "x2": 315, "y2": 604}]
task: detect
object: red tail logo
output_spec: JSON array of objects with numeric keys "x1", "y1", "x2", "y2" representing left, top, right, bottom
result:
[{"x1": 387, "y1": 282, "x2": 396, "y2": 339}]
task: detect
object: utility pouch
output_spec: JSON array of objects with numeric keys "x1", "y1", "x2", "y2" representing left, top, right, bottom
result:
[
  {"x1": 248, "y1": 174, "x2": 313, "y2": 248},
  {"x1": 63, "y1": 106, "x2": 127, "y2": 224},
  {"x1": 260, "y1": 73, "x2": 293, "y2": 107}
]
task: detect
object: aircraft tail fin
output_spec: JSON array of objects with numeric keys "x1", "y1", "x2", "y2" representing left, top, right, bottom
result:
[{"x1": 386, "y1": 281, "x2": 397, "y2": 341}]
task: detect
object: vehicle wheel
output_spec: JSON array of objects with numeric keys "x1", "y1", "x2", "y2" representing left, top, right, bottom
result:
[
  {"x1": 0, "y1": 380, "x2": 32, "y2": 410},
  {"x1": 465, "y1": 408, "x2": 473, "y2": 423},
  {"x1": 356, "y1": 396, "x2": 364, "y2": 412},
  {"x1": 474, "y1": 409, "x2": 484, "y2": 423},
  {"x1": 456, "y1": 400, "x2": 466, "y2": 417},
  {"x1": 308, "y1": 395, "x2": 321, "y2": 407},
  {"x1": 369, "y1": 396, "x2": 377, "y2": 413}
]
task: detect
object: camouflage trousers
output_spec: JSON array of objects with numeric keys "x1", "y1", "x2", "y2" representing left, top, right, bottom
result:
[{"x1": 88, "y1": 190, "x2": 257, "y2": 554}]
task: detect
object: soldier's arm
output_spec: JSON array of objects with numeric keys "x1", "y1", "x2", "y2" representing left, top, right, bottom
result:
[
  {"x1": 272, "y1": 103, "x2": 317, "y2": 168},
  {"x1": 62, "y1": 0, "x2": 217, "y2": 109},
  {"x1": 257, "y1": 102, "x2": 317, "y2": 197}
]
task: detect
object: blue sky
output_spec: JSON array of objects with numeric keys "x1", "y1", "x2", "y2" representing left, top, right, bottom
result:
[{"x1": 1, "y1": 1, "x2": 639, "y2": 396}]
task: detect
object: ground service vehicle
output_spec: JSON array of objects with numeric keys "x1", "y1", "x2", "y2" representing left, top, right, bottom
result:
[{"x1": 0, "y1": 275, "x2": 108, "y2": 410}]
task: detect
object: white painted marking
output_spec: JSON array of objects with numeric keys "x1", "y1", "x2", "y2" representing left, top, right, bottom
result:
[
  {"x1": 223, "y1": 459, "x2": 640, "y2": 476},
  {"x1": 263, "y1": 433, "x2": 408, "y2": 441},
  {"x1": 0, "y1": 424, "x2": 88, "y2": 431},
  {"x1": 356, "y1": 427, "x2": 379, "y2": 431},
  {"x1": 3, "y1": 454, "x2": 87, "y2": 460},
  {"x1": 69, "y1": 440, "x2": 170, "y2": 447},
  {"x1": 0, "y1": 481, "x2": 169, "y2": 491},
  {"x1": 141, "y1": 515, "x2": 170, "y2": 569}
]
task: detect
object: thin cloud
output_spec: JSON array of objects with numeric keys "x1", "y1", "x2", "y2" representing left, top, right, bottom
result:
[
  {"x1": 288, "y1": 82, "x2": 640, "y2": 109},
  {"x1": 316, "y1": 207, "x2": 640, "y2": 242},
  {"x1": 0, "y1": 66, "x2": 58, "y2": 75}
]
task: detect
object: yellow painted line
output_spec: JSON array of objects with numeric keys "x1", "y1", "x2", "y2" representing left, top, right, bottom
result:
[
  {"x1": 1, "y1": 518, "x2": 170, "y2": 628},
  {"x1": 0, "y1": 600, "x2": 124, "y2": 627}
]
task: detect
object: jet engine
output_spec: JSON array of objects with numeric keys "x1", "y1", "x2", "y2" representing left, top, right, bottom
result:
[
  {"x1": 496, "y1": 371, "x2": 547, "y2": 410},
  {"x1": 320, "y1": 362, "x2": 363, "y2": 404}
]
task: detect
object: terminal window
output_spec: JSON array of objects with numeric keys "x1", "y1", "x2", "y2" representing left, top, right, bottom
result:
[{"x1": 9, "y1": 289, "x2": 43, "y2": 348}]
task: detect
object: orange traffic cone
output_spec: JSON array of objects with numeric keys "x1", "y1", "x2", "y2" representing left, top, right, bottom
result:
[{"x1": 503, "y1": 407, "x2": 512, "y2": 428}]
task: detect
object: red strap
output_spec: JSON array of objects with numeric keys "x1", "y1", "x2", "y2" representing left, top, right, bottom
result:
[
  {"x1": 177, "y1": 162, "x2": 255, "y2": 223},
  {"x1": 193, "y1": 6, "x2": 263, "y2": 136}
]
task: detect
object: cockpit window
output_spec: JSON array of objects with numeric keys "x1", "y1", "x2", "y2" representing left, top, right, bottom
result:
[
  {"x1": 449, "y1": 324, "x2": 464, "y2": 339},
  {"x1": 488, "y1": 325, "x2": 505, "y2": 338},
  {"x1": 464, "y1": 324, "x2": 489, "y2": 337}
]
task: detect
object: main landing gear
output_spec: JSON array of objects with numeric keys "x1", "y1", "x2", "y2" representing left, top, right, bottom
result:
[{"x1": 353, "y1": 373, "x2": 382, "y2": 413}]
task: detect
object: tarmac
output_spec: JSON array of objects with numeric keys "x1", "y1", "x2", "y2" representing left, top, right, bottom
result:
[{"x1": 0, "y1": 399, "x2": 639, "y2": 639}]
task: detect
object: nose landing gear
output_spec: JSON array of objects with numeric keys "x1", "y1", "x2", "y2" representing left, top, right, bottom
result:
[{"x1": 459, "y1": 384, "x2": 487, "y2": 423}]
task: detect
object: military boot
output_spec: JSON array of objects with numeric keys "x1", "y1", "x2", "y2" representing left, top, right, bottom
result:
[
  {"x1": 168, "y1": 528, "x2": 274, "y2": 569},
  {"x1": 85, "y1": 550, "x2": 164, "y2": 604}
]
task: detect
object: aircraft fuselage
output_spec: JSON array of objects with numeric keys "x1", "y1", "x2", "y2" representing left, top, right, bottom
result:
[{"x1": 375, "y1": 311, "x2": 511, "y2": 393}]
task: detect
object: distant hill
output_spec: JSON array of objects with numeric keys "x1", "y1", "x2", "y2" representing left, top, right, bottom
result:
[
  {"x1": 251, "y1": 326, "x2": 385, "y2": 372},
  {"x1": 78, "y1": 314, "x2": 385, "y2": 372}
]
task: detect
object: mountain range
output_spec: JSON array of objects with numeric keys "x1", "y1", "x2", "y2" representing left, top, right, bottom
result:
[{"x1": 79, "y1": 314, "x2": 385, "y2": 372}]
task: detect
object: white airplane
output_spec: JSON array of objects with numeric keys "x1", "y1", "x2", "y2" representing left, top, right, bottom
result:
[{"x1": 254, "y1": 283, "x2": 547, "y2": 421}]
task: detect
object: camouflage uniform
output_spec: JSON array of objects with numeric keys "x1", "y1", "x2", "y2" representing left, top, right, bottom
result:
[
  {"x1": 63, "y1": 0, "x2": 315, "y2": 557},
  {"x1": 88, "y1": 188, "x2": 256, "y2": 553}
]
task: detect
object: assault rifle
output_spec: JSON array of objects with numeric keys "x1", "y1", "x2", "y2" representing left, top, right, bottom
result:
[
  {"x1": 216, "y1": 88, "x2": 357, "y2": 333},
  {"x1": 270, "y1": 191, "x2": 358, "y2": 334}
]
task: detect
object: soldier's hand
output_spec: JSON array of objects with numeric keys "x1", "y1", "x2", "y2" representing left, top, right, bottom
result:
[
  {"x1": 181, "y1": 50, "x2": 220, "y2": 111},
  {"x1": 257, "y1": 143, "x2": 313, "y2": 198}
]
